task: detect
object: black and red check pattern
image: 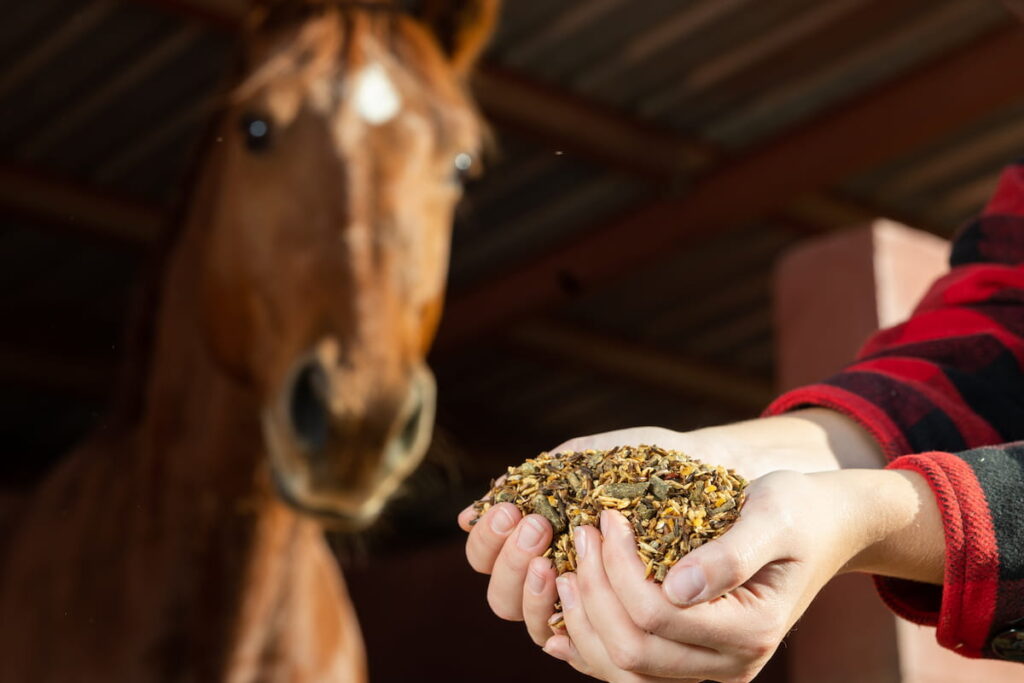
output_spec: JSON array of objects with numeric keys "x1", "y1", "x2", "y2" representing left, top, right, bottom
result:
[{"x1": 766, "y1": 162, "x2": 1024, "y2": 660}]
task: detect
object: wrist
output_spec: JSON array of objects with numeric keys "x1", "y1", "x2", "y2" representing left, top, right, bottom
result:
[
  {"x1": 693, "y1": 408, "x2": 885, "y2": 473},
  {"x1": 838, "y1": 469, "x2": 945, "y2": 584}
]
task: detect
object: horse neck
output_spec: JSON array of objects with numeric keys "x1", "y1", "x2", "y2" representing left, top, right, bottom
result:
[
  {"x1": 125, "y1": 147, "x2": 319, "y2": 677},
  {"x1": 137, "y1": 206, "x2": 262, "y2": 497}
]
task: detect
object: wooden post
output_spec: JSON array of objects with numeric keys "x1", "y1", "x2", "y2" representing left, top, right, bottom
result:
[{"x1": 773, "y1": 219, "x2": 1021, "y2": 682}]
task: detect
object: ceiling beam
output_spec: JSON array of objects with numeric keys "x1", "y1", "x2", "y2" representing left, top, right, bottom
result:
[
  {"x1": 508, "y1": 321, "x2": 774, "y2": 413},
  {"x1": 435, "y1": 23, "x2": 1024, "y2": 348},
  {"x1": 472, "y1": 65, "x2": 714, "y2": 181},
  {"x1": 0, "y1": 166, "x2": 163, "y2": 245}
]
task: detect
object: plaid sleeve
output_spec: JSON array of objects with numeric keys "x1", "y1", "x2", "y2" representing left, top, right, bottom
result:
[
  {"x1": 875, "y1": 446, "x2": 1024, "y2": 661},
  {"x1": 765, "y1": 162, "x2": 1024, "y2": 660}
]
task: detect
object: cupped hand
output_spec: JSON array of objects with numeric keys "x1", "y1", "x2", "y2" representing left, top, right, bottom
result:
[
  {"x1": 457, "y1": 427, "x2": 716, "y2": 644},
  {"x1": 457, "y1": 412, "x2": 884, "y2": 655},
  {"x1": 542, "y1": 470, "x2": 875, "y2": 683}
]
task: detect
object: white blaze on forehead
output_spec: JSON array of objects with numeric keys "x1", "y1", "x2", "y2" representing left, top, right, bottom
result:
[{"x1": 353, "y1": 62, "x2": 402, "y2": 125}]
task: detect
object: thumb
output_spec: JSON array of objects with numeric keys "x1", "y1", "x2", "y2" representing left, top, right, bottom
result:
[{"x1": 661, "y1": 500, "x2": 785, "y2": 607}]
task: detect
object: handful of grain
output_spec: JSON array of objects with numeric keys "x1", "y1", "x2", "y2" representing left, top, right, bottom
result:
[{"x1": 471, "y1": 445, "x2": 747, "y2": 583}]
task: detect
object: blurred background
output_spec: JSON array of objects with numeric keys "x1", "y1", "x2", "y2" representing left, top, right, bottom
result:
[{"x1": 2, "y1": 0, "x2": 1024, "y2": 680}]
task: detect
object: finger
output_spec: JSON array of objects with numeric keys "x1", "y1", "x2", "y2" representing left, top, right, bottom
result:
[
  {"x1": 575, "y1": 525, "x2": 723, "y2": 679},
  {"x1": 465, "y1": 503, "x2": 520, "y2": 574},
  {"x1": 457, "y1": 505, "x2": 477, "y2": 532},
  {"x1": 555, "y1": 575, "x2": 688, "y2": 683},
  {"x1": 555, "y1": 573, "x2": 612, "y2": 677},
  {"x1": 599, "y1": 511, "x2": 693, "y2": 635},
  {"x1": 600, "y1": 511, "x2": 739, "y2": 649},
  {"x1": 662, "y1": 491, "x2": 790, "y2": 608},
  {"x1": 542, "y1": 635, "x2": 589, "y2": 672},
  {"x1": 460, "y1": 472, "x2": 511, "y2": 532},
  {"x1": 523, "y1": 555, "x2": 559, "y2": 646},
  {"x1": 486, "y1": 514, "x2": 552, "y2": 621}
]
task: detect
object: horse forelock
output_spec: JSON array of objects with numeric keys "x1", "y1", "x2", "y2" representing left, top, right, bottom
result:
[{"x1": 235, "y1": 2, "x2": 481, "y2": 148}]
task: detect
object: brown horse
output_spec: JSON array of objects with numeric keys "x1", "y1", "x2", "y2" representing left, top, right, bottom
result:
[{"x1": 0, "y1": 1, "x2": 496, "y2": 680}]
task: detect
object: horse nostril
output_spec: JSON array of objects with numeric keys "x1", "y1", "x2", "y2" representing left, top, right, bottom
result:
[
  {"x1": 288, "y1": 361, "x2": 329, "y2": 455},
  {"x1": 398, "y1": 398, "x2": 423, "y2": 452}
]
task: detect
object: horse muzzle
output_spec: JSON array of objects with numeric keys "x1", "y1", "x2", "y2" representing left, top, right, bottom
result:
[{"x1": 262, "y1": 350, "x2": 436, "y2": 529}]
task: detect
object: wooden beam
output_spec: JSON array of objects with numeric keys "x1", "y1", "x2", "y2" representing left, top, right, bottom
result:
[
  {"x1": 455, "y1": 173, "x2": 639, "y2": 284},
  {"x1": 931, "y1": 170, "x2": 1002, "y2": 222},
  {"x1": 508, "y1": 321, "x2": 773, "y2": 412},
  {"x1": 644, "y1": 271, "x2": 771, "y2": 342},
  {"x1": 0, "y1": 166, "x2": 163, "y2": 245},
  {"x1": 436, "y1": 23, "x2": 1024, "y2": 348},
  {"x1": 472, "y1": 65, "x2": 714, "y2": 180},
  {"x1": 881, "y1": 115, "x2": 1024, "y2": 200}
]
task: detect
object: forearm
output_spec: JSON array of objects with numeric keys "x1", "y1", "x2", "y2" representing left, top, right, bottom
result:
[{"x1": 693, "y1": 408, "x2": 887, "y2": 473}]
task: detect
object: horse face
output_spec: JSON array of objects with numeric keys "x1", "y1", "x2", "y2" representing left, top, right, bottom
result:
[{"x1": 200, "y1": 2, "x2": 495, "y2": 528}]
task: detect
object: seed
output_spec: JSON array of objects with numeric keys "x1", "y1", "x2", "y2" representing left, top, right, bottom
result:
[{"x1": 603, "y1": 482, "x2": 650, "y2": 499}]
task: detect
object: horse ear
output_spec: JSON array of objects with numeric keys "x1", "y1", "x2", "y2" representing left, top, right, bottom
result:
[{"x1": 414, "y1": 0, "x2": 500, "y2": 74}]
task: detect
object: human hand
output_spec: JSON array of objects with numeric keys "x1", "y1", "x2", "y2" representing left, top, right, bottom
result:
[
  {"x1": 456, "y1": 427, "x2": 716, "y2": 644},
  {"x1": 542, "y1": 468, "x2": 942, "y2": 683},
  {"x1": 457, "y1": 411, "x2": 886, "y2": 650}
]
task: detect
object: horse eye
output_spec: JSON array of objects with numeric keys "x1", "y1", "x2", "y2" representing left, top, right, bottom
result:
[
  {"x1": 452, "y1": 152, "x2": 475, "y2": 184},
  {"x1": 240, "y1": 114, "x2": 273, "y2": 152}
]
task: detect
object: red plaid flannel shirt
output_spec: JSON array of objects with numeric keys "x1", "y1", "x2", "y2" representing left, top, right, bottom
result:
[{"x1": 766, "y1": 162, "x2": 1024, "y2": 662}]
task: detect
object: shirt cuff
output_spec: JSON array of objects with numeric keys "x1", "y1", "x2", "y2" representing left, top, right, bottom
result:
[{"x1": 875, "y1": 452, "x2": 999, "y2": 658}]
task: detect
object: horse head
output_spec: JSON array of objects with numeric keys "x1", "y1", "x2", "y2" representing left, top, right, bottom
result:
[{"x1": 197, "y1": 0, "x2": 497, "y2": 528}]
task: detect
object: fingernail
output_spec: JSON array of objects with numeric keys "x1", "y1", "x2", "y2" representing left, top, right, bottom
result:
[
  {"x1": 599, "y1": 510, "x2": 612, "y2": 534},
  {"x1": 518, "y1": 516, "x2": 545, "y2": 550},
  {"x1": 527, "y1": 567, "x2": 546, "y2": 595},
  {"x1": 556, "y1": 576, "x2": 576, "y2": 610},
  {"x1": 490, "y1": 507, "x2": 515, "y2": 534},
  {"x1": 573, "y1": 526, "x2": 587, "y2": 561},
  {"x1": 664, "y1": 565, "x2": 706, "y2": 605}
]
